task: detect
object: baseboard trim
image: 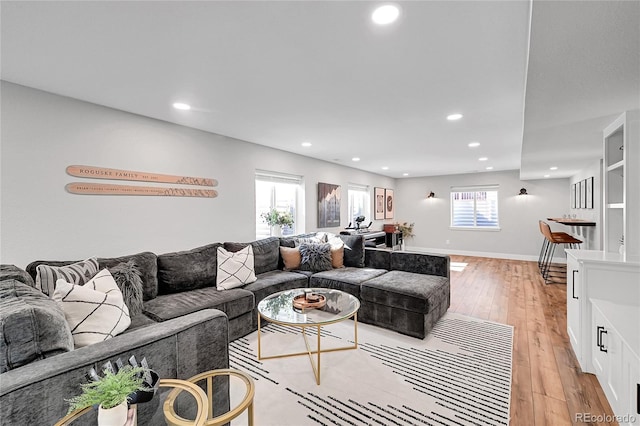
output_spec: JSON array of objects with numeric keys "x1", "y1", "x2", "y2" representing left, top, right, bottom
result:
[{"x1": 405, "y1": 246, "x2": 567, "y2": 264}]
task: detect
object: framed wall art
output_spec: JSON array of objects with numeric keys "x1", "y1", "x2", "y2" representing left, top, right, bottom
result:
[
  {"x1": 318, "y1": 182, "x2": 341, "y2": 228},
  {"x1": 576, "y1": 182, "x2": 581, "y2": 209},
  {"x1": 384, "y1": 188, "x2": 394, "y2": 219},
  {"x1": 586, "y1": 176, "x2": 594, "y2": 209},
  {"x1": 580, "y1": 179, "x2": 587, "y2": 208},
  {"x1": 374, "y1": 187, "x2": 385, "y2": 220},
  {"x1": 571, "y1": 183, "x2": 576, "y2": 209}
]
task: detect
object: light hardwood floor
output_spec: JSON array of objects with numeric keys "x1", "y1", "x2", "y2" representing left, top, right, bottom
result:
[{"x1": 447, "y1": 255, "x2": 616, "y2": 426}]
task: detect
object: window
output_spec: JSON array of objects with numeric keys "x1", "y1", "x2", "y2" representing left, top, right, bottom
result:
[
  {"x1": 347, "y1": 183, "x2": 370, "y2": 227},
  {"x1": 255, "y1": 171, "x2": 304, "y2": 239},
  {"x1": 450, "y1": 185, "x2": 499, "y2": 229}
]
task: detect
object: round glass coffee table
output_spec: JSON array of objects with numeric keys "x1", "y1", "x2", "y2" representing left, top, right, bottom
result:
[{"x1": 257, "y1": 288, "x2": 360, "y2": 385}]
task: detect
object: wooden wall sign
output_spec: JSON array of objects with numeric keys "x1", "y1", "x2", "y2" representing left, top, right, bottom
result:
[
  {"x1": 66, "y1": 183, "x2": 217, "y2": 198},
  {"x1": 66, "y1": 165, "x2": 217, "y2": 187}
]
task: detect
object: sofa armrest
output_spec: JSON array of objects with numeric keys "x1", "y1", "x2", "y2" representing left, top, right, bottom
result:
[
  {"x1": 0, "y1": 265, "x2": 35, "y2": 287},
  {"x1": 390, "y1": 251, "x2": 450, "y2": 278},
  {"x1": 0, "y1": 309, "x2": 229, "y2": 425}
]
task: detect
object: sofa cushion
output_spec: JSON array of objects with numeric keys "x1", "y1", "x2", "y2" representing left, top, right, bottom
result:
[
  {"x1": 99, "y1": 252, "x2": 159, "y2": 301},
  {"x1": 35, "y1": 257, "x2": 99, "y2": 297},
  {"x1": 299, "y1": 243, "x2": 332, "y2": 272},
  {"x1": 0, "y1": 279, "x2": 74, "y2": 373},
  {"x1": 217, "y1": 246, "x2": 257, "y2": 290},
  {"x1": 224, "y1": 237, "x2": 279, "y2": 275},
  {"x1": 309, "y1": 267, "x2": 387, "y2": 298},
  {"x1": 243, "y1": 270, "x2": 309, "y2": 306},
  {"x1": 53, "y1": 268, "x2": 131, "y2": 348},
  {"x1": 0, "y1": 265, "x2": 35, "y2": 287},
  {"x1": 364, "y1": 248, "x2": 391, "y2": 270},
  {"x1": 360, "y1": 270, "x2": 450, "y2": 314},
  {"x1": 157, "y1": 243, "x2": 221, "y2": 294},
  {"x1": 337, "y1": 234, "x2": 365, "y2": 268},
  {"x1": 108, "y1": 261, "x2": 144, "y2": 316},
  {"x1": 142, "y1": 287, "x2": 254, "y2": 322},
  {"x1": 26, "y1": 252, "x2": 159, "y2": 301},
  {"x1": 390, "y1": 251, "x2": 450, "y2": 278}
]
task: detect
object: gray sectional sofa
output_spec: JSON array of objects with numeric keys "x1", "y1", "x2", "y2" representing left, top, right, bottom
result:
[{"x1": 0, "y1": 233, "x2": 449, "y2": 425}]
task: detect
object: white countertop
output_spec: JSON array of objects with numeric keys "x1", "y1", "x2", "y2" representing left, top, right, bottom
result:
[{"x1": 565, "y1": 249, "x2": 640, "y2": 266}]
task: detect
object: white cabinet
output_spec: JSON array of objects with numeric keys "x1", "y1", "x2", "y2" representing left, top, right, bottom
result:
[
  {"x1": 565, "y1": 249, "x2": 639, "y2": 375},
  {"x1": 591, "y1": 300, "x2": 640, "y2": 425},
  {"x1": 566, "y1": 254, "x2": 582, "y2": 365},
  {"x1": 603, "y1": 110, "x2": 639, "y2": 257}
]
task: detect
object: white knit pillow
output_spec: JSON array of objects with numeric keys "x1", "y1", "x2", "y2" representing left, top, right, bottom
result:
[
  {"x1": 216, "y1": 245, "x2": 257, "y2": 290},
  {"x1": 52, "y1": 268, "x2": 131, "y2": 348}
]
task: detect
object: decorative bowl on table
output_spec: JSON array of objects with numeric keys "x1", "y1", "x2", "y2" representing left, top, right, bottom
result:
[{"x1": 293, "y1": 293, "x2": 326, "y2": 310}]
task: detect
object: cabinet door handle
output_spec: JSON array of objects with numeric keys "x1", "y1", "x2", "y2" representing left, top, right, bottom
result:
[
  {"x1": 572, "y1": 270, "x2": 579, "y2": 299},
  {"x1": 596, "y1": 326, "x2": 608, "y2": 353}
]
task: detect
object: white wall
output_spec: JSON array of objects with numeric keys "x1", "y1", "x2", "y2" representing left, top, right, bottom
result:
[
  {"x1": 0, "y1": 82, "x2": 394, "y2": 267},
  {"x1": 568, "y1": 159, "x2": 602, "y2": 250},
  {"x1": 395, "y1": 170, "x2": 570, "y2": 260}
]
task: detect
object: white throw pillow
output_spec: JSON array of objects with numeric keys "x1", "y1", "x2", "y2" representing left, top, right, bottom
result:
[
  {"x1": 216, "y1": 245, "x2": 257, "y2": 290},
  {"x1": 52, "y1": 268, "x2": 131, "y2": 348}
]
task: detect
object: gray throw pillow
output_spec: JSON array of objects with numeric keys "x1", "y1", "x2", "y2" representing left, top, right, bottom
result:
[
  {"x1": 108, "y1": 260, "x2": 144, "y2": 316},
  {"x1": 338, "y1": 234, "x2": 365, "y2": 267},
  {"x1": 299, "y1": 243, "x2": 332, "y2": 272}
]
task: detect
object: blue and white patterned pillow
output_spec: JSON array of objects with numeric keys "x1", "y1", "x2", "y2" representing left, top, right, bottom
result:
[{"x1": 299, "y1": 243, "x2": 332, "y2": 272}]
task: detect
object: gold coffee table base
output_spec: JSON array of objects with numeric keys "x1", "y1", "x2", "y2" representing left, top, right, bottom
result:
[{"x1": 257, "y1": 312, "x2": 358, "y2": 385}]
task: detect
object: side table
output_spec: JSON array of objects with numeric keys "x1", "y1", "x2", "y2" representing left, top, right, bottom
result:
[{"x1": 163, "y1": 369, "x2": 255, "y2": 426}]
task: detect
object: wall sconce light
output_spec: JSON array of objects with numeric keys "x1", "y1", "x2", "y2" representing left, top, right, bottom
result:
[
  {"x1": 427, "y1": 191, "x2": 435, "y2": 198},
  {"x1": 518, "y1": 188, "x2": 528, "y2": 195}
]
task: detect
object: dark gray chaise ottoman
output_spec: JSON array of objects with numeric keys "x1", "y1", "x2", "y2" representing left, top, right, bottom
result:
[{"x1": 359, "y1": 270, "x2": 450, "y2": 339}]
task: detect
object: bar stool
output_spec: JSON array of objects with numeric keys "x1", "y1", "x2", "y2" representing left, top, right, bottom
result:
[{"x1": 538, "y1": 221, "x2": 582, "y2": 284}]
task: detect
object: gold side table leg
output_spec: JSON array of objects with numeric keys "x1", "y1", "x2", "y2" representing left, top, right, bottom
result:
[
  {"x1": 316, "y1": 325, "x2": 321, "y2": 385},
  {"x1": 257, "y1": 313, "x2": 262, "y2": 359}
]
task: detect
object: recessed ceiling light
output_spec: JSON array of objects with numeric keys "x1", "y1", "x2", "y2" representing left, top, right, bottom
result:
[
  {"x1": 403, "y1": 173, "x2": 409, "y2": 176},
  {"x1": 447, "y1": 113, "x2": 463, "y2": 121},
  {"x1": 352, "y1": 157, "x2": 361, "y2": 162},
  {"x1": 301, "y1": 142, "x2": 312, "y2": 147},
  {"x1": 382, "y1": 166, "x2": 389, "y2": 170},
  {"x1": 549, "y1": 166, "x2": 558, "y2": 170},
  {"x1": 468, "y1": 142, "x2": 480, "y2": 148},
  {"x1": 485, "y1": 166, "x2": 494, "y2": 170},
  {"x1": 478, "y1": 157, "x2": 488, "y2": 161},
  {"x1": 371, "y1": 5, "x2": 400, "y2": 25},
  {"x1": 172, "y1": 102, "x2": 191, "y2": 110},
  {"x1": 544, "y1": 174, "x2": 550, "y2": 178}
]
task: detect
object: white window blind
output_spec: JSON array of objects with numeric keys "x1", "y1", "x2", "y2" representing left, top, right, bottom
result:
[
  {"x1": 255, "y1": 171, "x2": 304, "y2": 239},
  {"x1": 450, "y1": 185, "x2": 500, "y2": 229}
]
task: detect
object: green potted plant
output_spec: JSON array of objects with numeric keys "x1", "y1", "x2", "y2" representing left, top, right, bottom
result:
[
  {"x1": 66, "y1": 366, "x2": 148, "y2": 425},
  {"x1": 260, "y1": 208, "x2": 294, "y2": 237}
]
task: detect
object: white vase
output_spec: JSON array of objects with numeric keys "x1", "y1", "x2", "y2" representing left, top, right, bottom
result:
[
  {"x1": 98, "y1": 401, "x2": 128, "y2": 426},
  {"x1": 271, "y1": 226, "x2": 282, "y2": 237}
]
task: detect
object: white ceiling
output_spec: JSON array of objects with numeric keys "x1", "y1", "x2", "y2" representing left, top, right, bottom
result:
[{"x1": 1, "y1": 1, "x2": 638, "y2": 180}]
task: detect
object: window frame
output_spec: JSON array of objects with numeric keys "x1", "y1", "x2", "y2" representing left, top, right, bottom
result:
[
  {"x1": 255, "y1": 170, "x2": 305, "y2": 239},
  {"x1": 347, "y1": 183, "x2": 371, "y2": 227},
  {"x1": 450, "y1": 185, "x2": 500, "y2": 231}
]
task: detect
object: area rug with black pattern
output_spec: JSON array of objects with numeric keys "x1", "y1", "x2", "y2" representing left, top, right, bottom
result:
[{"x1": 229, "y1": 312, "x2": 513, "y2": 426}]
